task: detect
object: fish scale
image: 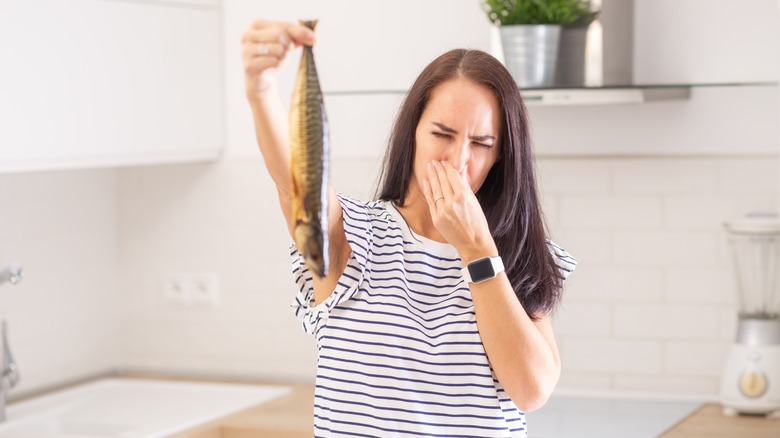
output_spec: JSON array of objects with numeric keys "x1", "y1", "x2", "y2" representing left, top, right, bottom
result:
[{"x1": 289, "y1": 19, "x2": 329, "y2": 278}]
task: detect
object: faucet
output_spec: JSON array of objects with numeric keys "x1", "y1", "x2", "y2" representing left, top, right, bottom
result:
[
  {"x1": 0, "y1": 264, "x2": 22, "y2": 287},
  {"x1": 0, "y1": 263, "x2": 22, "y2": 423},
  {"x1": 0, "y1": 321, "x2": 19, "y2": 423}
]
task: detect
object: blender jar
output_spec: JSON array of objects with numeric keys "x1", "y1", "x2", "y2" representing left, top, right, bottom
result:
[{"x1": 725, "y1": 216, "x2": 780, "y2": 320}]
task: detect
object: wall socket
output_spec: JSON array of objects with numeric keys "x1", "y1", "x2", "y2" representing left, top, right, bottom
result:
[{"x1": 162, "y1": 273, "x2": 220, "y2": 307}]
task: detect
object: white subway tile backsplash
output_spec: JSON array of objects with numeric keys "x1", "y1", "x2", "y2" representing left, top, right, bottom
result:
[
  {"x1": 564, "y1": 266, "x2": 663, "y2": 303},
  {"x1": 613, "y1": 305, "x2": 719, "y2": 340},
  {"x1": 537, "y1": 159, "x2": 611, "y2": 194},
  {"x1": 613, "y1": 375, "x2": 720, "y2": 397},
  {"x1": 611, "y1": 159, "x2": 719, "y2": 194},
  {"x1": 225, "y1": 224, "x2": 289, "y2": 261},
  {"x1": 106, "y1": 154, "x2": 777, "y2": 398},
  {"x1": 553, "y1": 303, "x2": 611, "y2": 337},
  {"x1": 551, "y1": 230, "x2": 611, "y2": 265},
  {"x1": 718, "y1": 157, "x2": 779, "y2": 193},
  {"x1": 560, "y1": 195, "x2": 663, "y2": 229},
  {"x1": 665, "y1": 342, "x2": 730, "y2": 376},
  {"x1": 664, "y1": 195, "x2": 732, "y2": 230},
  {"x1": 556, "y1": 371, "x2": 612, "y2": 391},
  {"x1": 562, "y1": 339, "x2": 663, "y2": 374},
  {"x1": 731, "y1": 193, "x2": 779, "y2": 217},
  {"x1": 665, "y1": 267, "x2": 737, "y2": 305},
  {"x1": 718, "y1": 309, "x2": 740, "y2": 342},
  {"x1": 612, "y1": 231, "x2": 720, "y2": 267}
]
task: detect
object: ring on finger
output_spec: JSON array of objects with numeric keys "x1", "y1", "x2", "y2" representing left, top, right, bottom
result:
[
  {"x1": 257, "y1": 44, "x2": 269, "y2": 55},
  {"x1": 434, "y1": 195, "x2": 444, "y2": 204}
]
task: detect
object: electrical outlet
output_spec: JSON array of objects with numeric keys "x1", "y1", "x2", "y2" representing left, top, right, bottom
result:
[
  {"x1": 161, "y1": 272, "x2": 220, "y2": 308},
  {"x1": 162, "y1": 273, "x2": 191, "y2": 305},
  {"x1": 190, "y1": 273, "x2": 220, "y2": 307}
]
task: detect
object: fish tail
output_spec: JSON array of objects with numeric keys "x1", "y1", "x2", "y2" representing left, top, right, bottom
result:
[{"x1": 299, "y1": 19, "x2": 318, "y2": 32}]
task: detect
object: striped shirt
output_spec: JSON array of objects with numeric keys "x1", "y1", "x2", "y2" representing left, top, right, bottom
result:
[{"x1": 291, "y1": 194, "x2": 576, "y2": 437}]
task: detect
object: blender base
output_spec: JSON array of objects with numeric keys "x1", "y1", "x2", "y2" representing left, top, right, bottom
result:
[
  {"x1": 722, "y1": 406, "x2": 780, "y2": 418},
  {"x1": 720, "y1": 343, "x2": 780, "y2": 415}
]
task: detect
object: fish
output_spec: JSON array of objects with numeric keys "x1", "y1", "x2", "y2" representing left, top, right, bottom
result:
[{"x1": 289, "y1": 19, "x2": 329, "y2": 278}]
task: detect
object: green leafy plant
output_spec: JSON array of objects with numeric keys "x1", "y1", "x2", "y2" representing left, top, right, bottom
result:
[{"x1": 484, "y1": 0, "x2": 598, "y2": 26}]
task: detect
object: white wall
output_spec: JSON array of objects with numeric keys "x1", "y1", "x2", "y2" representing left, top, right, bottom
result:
[
  {"x1": 112, "y1": 0, "x2": 780, "y2": 399},
  {"x1": 1, "y1": 0, "x2": 777, "y2": 401},
  {"x1": 223, "y1": 0, "x2": 492, "y2": 159},
  {"x1": 112, "y1": 153, "x2": 779, "y2": 398},
  {"x1": 539, "y1": 156, "x2": 777, "y2": 396},
  {"x1": 0, "y1": 169, "x2": 119, "y2": 395}
]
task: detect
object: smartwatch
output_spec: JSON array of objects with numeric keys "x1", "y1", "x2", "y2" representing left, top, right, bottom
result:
[{"x1": 461, "y1": 256, "x2": 504, "y2": 284}]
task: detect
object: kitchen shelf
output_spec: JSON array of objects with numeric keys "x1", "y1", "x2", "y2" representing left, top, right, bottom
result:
[
  {"x1": 323, "y1": 81, "x2": 777, "y2": 106},
  {"x1": 521, "y1": 86, "x2": 691, "y2": 106}
]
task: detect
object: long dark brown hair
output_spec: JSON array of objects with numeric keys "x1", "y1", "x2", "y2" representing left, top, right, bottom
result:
[{"x1": 375, "y1": 49, "x2": 562, "y2": 319}]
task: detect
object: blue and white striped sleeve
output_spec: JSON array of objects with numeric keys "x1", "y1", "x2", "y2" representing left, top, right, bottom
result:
[
  {"x1": 289, "y1": 194, "x2": 373, "y2": 335},
  {"x1": 548, "y1": 240, "x2": 577, "y2": 283}
]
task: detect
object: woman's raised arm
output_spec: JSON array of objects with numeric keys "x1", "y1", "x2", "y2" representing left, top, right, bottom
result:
[{"x1": 242, "y1": 19, "x2": 350, "y2": 303}]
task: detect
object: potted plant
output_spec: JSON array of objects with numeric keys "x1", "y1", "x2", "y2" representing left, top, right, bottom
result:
[{"x1": 483, "y1": 0, "x2": 599, "y2": 88}]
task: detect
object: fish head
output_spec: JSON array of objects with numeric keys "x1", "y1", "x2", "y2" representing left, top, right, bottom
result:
[{"x1": 294, "y1": 224, "x2": 327, "y2": 278}]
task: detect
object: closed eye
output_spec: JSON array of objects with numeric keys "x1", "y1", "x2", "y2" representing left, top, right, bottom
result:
[{"x1": 432, "y1": 131, "x2": 492, "y2": 148}]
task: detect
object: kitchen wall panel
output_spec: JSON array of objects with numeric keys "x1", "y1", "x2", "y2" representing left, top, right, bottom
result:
[{"x1": 0, "y1": 170, "x2": 119, "y2": 396}]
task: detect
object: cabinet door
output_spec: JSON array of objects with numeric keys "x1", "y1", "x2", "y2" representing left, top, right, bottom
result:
[
  {"x1": 224, "y1": 0, "x2": 492, "y2": 159},
  {"x1": 634, "y1": 0, "x2": 779, "y2": 84},
  {"x1": 0, "y1": 0, "x2": 223, "y2": 173},
  {"x1": 230, "y1": 0, "x2": 492, "y2": 93}
]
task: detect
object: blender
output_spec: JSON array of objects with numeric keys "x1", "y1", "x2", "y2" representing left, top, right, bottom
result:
[{"x1": 721, "y1": 215, "x2": 780, "y2": 416}]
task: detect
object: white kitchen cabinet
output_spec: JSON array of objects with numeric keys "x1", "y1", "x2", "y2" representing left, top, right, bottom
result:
[
  {"x1": 0, "y1": 0, "x2": 223, "y2": 173},
  {"x1": 231, "y1": 0, "x2": 492, "y2": 94},
  {"x1": 224, "y1": 0, "x2": 491, "y2": 159},
  {"x1": 634, "y1": 0, "x2": 779, "y2": 84}
]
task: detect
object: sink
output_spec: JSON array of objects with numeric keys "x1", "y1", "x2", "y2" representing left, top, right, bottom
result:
[
  {"x1": 0, "y1": 378, "x2": 290, "y2": 437},
  {"x1": 525, "y1": 394, "x2": 702, "y2": 438}
]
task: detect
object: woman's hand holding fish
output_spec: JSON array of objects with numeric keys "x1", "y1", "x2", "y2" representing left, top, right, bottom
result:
[
  {"x1": 241, "y1": 20, "x2": 317, "y2": 98},
  {"x1": 423, "y1": 160, "x2": 498, "y2": 263}
]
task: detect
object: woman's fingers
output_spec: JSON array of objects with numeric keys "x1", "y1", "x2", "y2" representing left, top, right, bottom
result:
[
  {"x1": 243, "y1": 23, "x2": 316, "y2": 47},
  {"x1": 431, "y1": 161, "x2": 455, "y2": 201},
  {"x1": 424, "y1": 161, "x2": 493, "y2": 253},
  {"x1": 283, "y1": 22, "x2": 317, "y2": 46},
  {"x1": 242, "y1": 40, "x2": 285, "y2": 62},
  {"x1": 441, "y1": 161, "x2": 469, "y2": 197},
  {"x1": 241, "y1": 19, "x2": 316, "y2": 96},
  {"x1": 422, "y1": 179, "x2": 434, "y2": 206},
  {"x1": 426, "y1": 162, "x2": 444, "y2": 206},
  {"x1": 426, "y1": 160, "x2": 474, "y2": 212}
]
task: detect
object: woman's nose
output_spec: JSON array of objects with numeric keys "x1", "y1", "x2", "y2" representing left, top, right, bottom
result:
[{"x1": 447, "y1": 141, "x2": 470, "y2": 173}]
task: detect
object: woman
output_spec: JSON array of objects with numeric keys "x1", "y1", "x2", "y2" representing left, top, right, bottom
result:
[{"x1": 242, "y1": 19, "x2": 576, "y2": 437}]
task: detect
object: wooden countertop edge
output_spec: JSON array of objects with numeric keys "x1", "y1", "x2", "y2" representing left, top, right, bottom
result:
[
  {"x1": 13, "y1": 372, "x2": 780, "y2": 437},
  {"x1": 141, "y1": 375, "x2": 315, "y2": 438},
  {"x1": 658, "y1": 403, "x2": 780, "y2": 438}
]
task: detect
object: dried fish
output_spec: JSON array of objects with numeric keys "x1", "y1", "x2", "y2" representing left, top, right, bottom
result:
[{"x1": 289, "y1": 19, "x2": 329, "y2": 278}]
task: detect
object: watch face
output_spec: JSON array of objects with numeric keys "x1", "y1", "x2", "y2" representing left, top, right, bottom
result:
[{"x1": 468, "y1": 258, "x2": 496, "y2": 283}]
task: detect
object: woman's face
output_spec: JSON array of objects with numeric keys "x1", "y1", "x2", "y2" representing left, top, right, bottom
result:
[{"x1": 411, "y1": 77, "x2": 502, "y2": 199}]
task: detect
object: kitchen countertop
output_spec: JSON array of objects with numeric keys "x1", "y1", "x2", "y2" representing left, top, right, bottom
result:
[
  {"x1": 166, "y1": 379, "x2": 313, "y2": 438},
  {"x1": 159, "y1": 377, "x2": 779, "y2": 438},
  {"x1": 26, "y1": 373, "x2": 780, "y2": 438},
  {"x1": 658, "y1": 404, "x2": 780, "y2": 438}
]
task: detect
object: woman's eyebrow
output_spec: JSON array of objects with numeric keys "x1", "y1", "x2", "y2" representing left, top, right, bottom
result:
[
  {"x1": 432, "y1": 121, "x2": 458, "y2": 134},
  {"x1": 431, "y1": 121, "x2": 495, "y2": 141}
]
